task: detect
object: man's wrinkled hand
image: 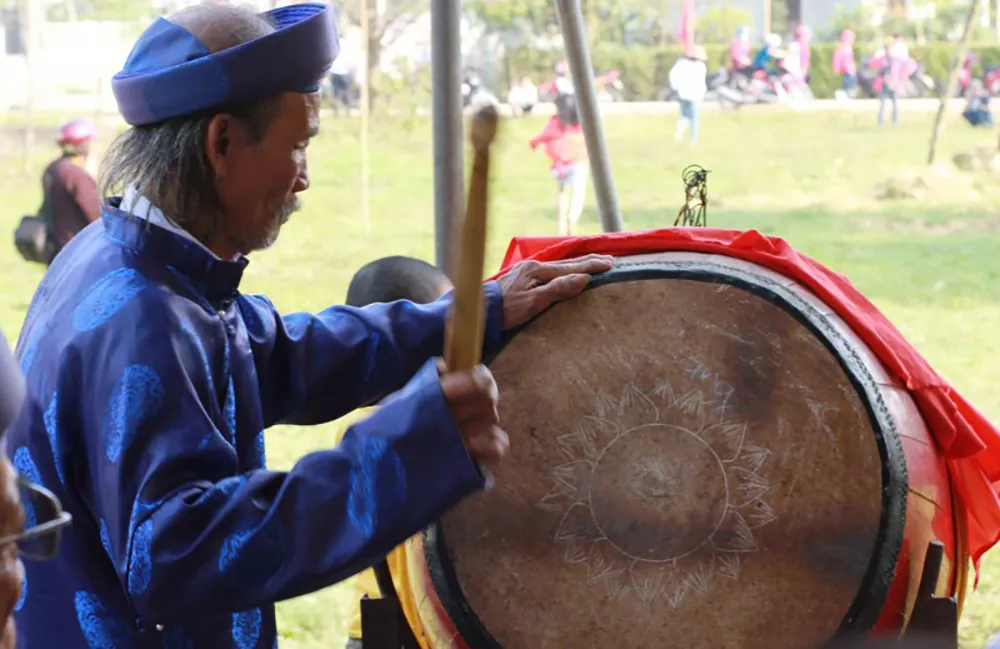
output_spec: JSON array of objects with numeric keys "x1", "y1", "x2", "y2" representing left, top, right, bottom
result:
[
  {"x1": 495, "y1": 254, "x2": 615, "y2": 330},
  {"x1": 439, "y1": 363, "x2": 509, "y2": 465}
]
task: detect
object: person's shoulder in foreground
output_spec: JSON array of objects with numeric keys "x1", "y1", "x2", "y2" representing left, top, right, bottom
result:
[
  {"x1": 1, "y1": 327, "x2": 72, "y2": 649},
  {"x1": 0, "y1": 330, "x2": 24, "y2": 649}
]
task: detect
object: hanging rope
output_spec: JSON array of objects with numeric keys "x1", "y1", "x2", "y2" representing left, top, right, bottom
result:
[{"x1": 674, "y1": 164, "x2": 710, "y2": 227}]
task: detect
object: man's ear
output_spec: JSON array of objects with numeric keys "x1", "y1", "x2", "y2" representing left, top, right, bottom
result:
[{"x1": 205, "y1": 113, "x2": 238, "y2": 176}]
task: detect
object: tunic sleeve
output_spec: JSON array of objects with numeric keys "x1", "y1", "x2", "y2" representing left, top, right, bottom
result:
[
  {"x1": 86, "y1": 310, "x2": 486, "y2": 622},
  {"x1": 240, "y1": 280, "x2": 505, "y2": 427}
]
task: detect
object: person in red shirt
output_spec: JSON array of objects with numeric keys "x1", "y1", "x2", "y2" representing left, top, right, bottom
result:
[
  {"x1": 530, "y1": 93, "x2": 589, "y2": 236},
  {"x1": 40, "y1": 118, "x2": 100, "y2": 261}
]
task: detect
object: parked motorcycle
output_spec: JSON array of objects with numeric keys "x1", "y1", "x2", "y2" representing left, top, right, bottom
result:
[
  {"x1": 721, "y1": 66, "x2": 811, "y2": 107},
  {"x1": 858, "y1": 55, "x2": 935, "y2": 99}
]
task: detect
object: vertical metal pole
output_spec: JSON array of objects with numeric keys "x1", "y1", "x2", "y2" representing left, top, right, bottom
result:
[
  {"x1": 431, "y1": 0, "x2": 464, "y2": 275},
  {"x1": 553, "y1": 0, "x2": 623, "y2": 232},
  {"x1": 23, "y1": 0, "x2": 39, "y2": 175},
  {"x1": 360, "y1": 0, "x2": 371, "y2": 236}
]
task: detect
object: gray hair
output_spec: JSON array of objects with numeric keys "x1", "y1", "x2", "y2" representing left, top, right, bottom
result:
[{"x1": 99, "y1": 4, "x2": 283, "y2": 242}]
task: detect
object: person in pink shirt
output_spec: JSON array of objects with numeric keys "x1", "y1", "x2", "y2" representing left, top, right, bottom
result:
[
  {"x1": 730, "y1": 26, "x2": 751, "y2": 71},
  {"x1": 794, "y1": 24, "x2": 812, "y2": 81},
  {"x1": 832, "y1": 29, "x2": 858, "y2": 98},
  {"x1": 530, "y1": 93, "x2": 589, "y2": 236},
  {"x1": 878, "y1": 35, "x2": 908, "y2": 125}
]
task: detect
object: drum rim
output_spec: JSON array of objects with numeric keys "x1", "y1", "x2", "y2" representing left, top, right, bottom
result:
[{"x1": 423, "y1": 257, "x2": 908, "y2": 648}]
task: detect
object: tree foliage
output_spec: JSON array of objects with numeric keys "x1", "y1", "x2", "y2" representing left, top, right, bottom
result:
[
  {"x1": 467, "y1": 0, "x2": 555, "y2": 35},
  {"x1": 340, "y1": 0, "x2": 426, "y2": 47}
]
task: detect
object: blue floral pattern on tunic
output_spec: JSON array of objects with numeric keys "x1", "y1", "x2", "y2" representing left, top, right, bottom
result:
[
  {"x1": 218, "y1": 529, "x2": 253, "y2": 574},
  {"x1": 75, "y1": 591, "x2": 129, "y2": 649},
  {"x1": 103, "y1": 365, "x2": 165, "y2": 463},
  {"x1": 126, "y1": 495, "x2": 160, "y2": 553},
  {"x1": 44, "y1": 391, "x2": 64, "y2": 484},
  {"x1": 218, "y1": 520, "x2": 283, "y2": 591},
  {"x1": 244, "y1": 431, "x2": 266, "y2": 471},
  {"x1": 224, "y1": 377, "x2": 237, "y2": 443},
  {"x1": 72, "y1": 268, "x2": 148, "y2": 332},
  {"x1": 99, "y1": 519, "x2": 113, "y2": 560},
  {"x1": 347, "y1": 437, "x2": 406, "y2": 538},
  {"x1": 127, "y1": 517, "x2": 154, "y2": 597},
  {"x1": 232, "y1": 608, "x2": 262, "y2": 649},
  {"x1": 12, "y1": 447, "x2": 41, "y2": 528}
]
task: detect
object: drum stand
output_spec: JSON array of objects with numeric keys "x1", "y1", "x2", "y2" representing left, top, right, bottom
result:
[
  {"x1": 902, "y1": 540, "x2": 959, "y2": 649},
  {"x1": 359, "y1": 560, "x2": 421, "y2": 649},
  {"x1": 826, "y1": 541, "x2": 959, "y2": 649}
]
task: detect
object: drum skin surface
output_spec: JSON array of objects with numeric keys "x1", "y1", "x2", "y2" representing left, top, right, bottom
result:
[{"x1": 408, "y1": 252, "x2": 957, "y2": 649}]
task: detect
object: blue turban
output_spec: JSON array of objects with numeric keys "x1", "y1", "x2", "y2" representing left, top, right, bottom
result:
[{"x1": 112, "y1": 2, "x2": 339, "y2": 126}]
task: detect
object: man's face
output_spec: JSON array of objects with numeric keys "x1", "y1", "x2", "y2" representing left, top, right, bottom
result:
[
  {"x1": 214, "y1": 92, "x2": 320, "y2": 255},
  {"x1": 0, "y1": 458, "x2": 23, "y2": 649}
]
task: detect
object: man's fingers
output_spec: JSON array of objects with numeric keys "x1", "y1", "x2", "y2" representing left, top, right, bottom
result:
[
  {"x1": 471, "y1": 365, "x2": 499, "y2": 403},
  {"x1": 441, "y1": 365, "x2": 500, "y2": 427},
  {"x1": 466, "y1": 426, "x2": 509, "y2": 462},
  {"x1": 531, "y1": 273, "x2": 593, "y2": 308},
  {"x1": 528, "y1": 254, "x2": 614, "y2": 282}
]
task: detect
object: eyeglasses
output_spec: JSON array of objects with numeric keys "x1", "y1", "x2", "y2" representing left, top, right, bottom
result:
[{"x1": 0, "y1": 479, "x2": 72, "y2": 562}]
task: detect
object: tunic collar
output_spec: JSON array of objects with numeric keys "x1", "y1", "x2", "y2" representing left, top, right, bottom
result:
[
  {"x1": 101, "y1": 197, "x2": 248, "y2": 300},
  {"x1": 121, "y1": 185, "x2": 242, "y2": 262}
]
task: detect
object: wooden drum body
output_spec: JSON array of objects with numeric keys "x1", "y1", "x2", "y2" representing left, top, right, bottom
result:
[{"x1": 406, "y1": 251, "x2": 960, "y2": 649}]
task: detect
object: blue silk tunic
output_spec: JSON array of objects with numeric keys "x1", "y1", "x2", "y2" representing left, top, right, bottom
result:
[{"x1": 7, "y1": 201, "x2": 504, "y2": 648}]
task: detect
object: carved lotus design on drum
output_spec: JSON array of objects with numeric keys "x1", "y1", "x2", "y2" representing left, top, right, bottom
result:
[{"x1": 536, "y1": 382, "x2": 777, "y2": 608}]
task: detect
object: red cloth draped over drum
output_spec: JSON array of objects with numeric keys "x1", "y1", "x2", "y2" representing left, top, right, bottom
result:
[{"x1": 491, "y1": 228, "x2": 1000, "y2": 580}]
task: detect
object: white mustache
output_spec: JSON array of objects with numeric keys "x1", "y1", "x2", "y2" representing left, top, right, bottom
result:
[{"x1": 279, "y1": 196, "x2": 301, "y2": 221}]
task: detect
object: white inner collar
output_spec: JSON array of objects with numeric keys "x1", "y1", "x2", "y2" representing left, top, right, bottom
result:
[{"x1": 121, "y1": 185, "x2": 240, "y2": 261}]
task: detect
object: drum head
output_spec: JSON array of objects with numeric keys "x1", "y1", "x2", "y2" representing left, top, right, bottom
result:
[{"x1": 430, "y1": 254, "x2": 906, "y2": 649}]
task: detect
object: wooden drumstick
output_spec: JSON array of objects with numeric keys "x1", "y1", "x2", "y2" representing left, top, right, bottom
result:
[{"x1": 444, "y1": 105, "x2": 500, "y2": 373}]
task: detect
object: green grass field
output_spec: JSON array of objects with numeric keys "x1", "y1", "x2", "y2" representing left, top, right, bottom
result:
[{"x1": 1, "y1": 106, "x2": 998, "y2": 647}]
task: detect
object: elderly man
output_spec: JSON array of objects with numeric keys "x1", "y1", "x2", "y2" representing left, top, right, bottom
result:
[{"x1": 7, "y1": 3, "x2": 612, "y2": 649}]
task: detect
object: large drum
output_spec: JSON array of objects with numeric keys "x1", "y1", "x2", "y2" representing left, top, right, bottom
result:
[{"x1": 406, "y1": 251, "x2": 962, "y2": 649}]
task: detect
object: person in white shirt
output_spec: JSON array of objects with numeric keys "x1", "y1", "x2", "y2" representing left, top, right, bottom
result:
[
  {"x1": 668, "y1": 46, "x2": 708, "y2": 145},
  {"x1": 508, "y1": 77, "x2": 539, "y2": 117}
]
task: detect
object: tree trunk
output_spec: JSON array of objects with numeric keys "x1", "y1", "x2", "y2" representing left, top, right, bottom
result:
[
  {"x1": 927, "y1": 0, "x2": 981, "y2": 166},
  {"x1": 364, "y1": 0, "x2": 380, "y2": 113}
]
